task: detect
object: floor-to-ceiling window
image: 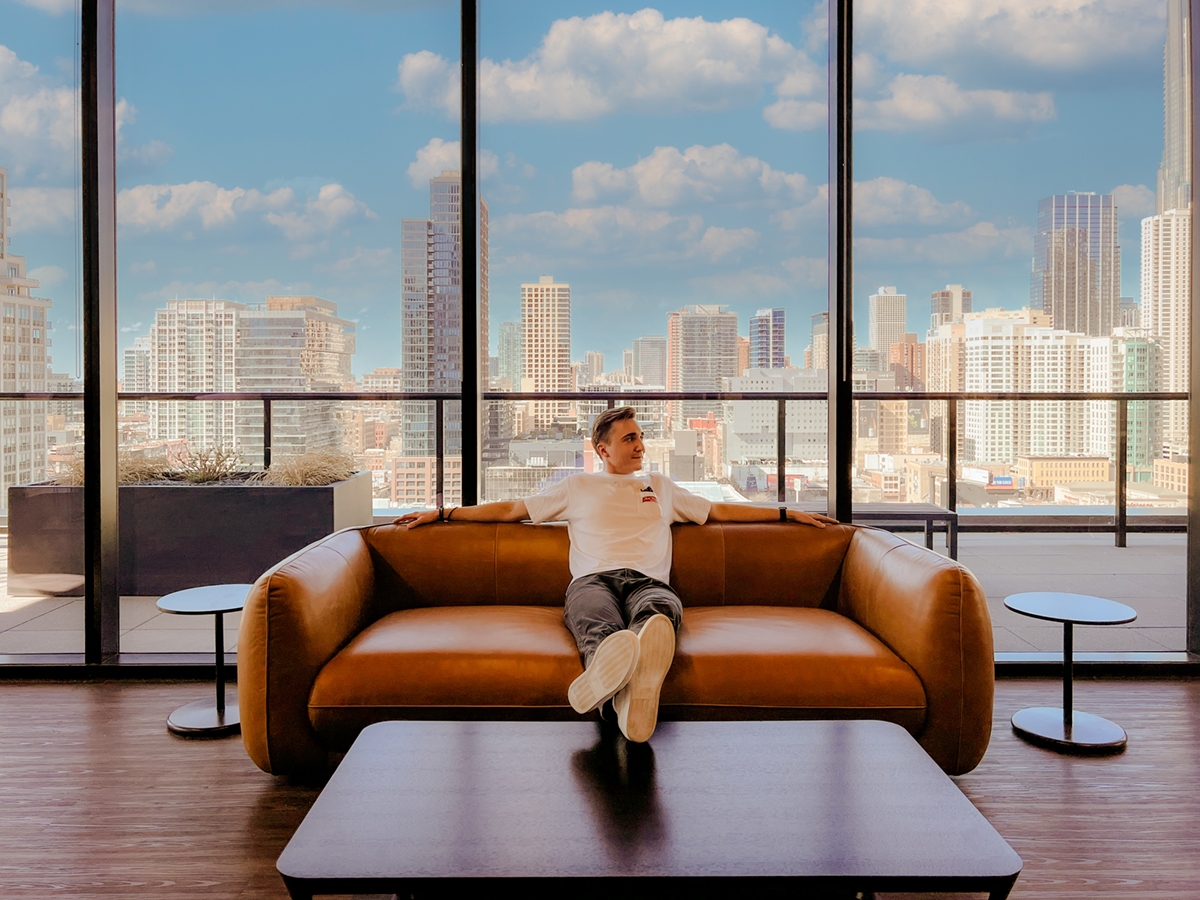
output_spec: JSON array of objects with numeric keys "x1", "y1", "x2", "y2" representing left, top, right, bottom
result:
[
  {"x1": 850, "y1": 0, "x2": 1190, "y2": 656},
  {"x1": 0, "y1": 0, "x2": 85, "y2": 657}
]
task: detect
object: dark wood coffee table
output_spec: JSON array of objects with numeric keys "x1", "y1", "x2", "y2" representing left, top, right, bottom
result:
[{"x1": 277, "y1": 720, "x2": 1021, "y2": 899}]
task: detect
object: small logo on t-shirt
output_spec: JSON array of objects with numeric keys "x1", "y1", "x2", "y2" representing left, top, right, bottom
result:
[{"x1": 641, "y1": 486, "x2": 658, "y2": 503}]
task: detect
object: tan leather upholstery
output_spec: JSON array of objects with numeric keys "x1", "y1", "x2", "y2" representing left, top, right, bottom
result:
[
  {"x1": 838, "y1": 528, "x2": 994, "y2": 774},
  {"x1": 239, "y1": 520, "x2": 994, "y2": 777}
]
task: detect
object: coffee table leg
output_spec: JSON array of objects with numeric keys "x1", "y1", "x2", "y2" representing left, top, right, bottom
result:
[
  {"x1": 1063, "y1": 621, "x2": 1073, "y2": 732},
  {"x1": 215, "y1": 612, "x2": 225, "y2": 716}
]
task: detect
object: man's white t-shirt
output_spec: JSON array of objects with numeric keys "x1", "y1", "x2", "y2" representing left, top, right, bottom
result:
[{"x1": 524, "y1": 471, "x2": 711, "y2": 584}]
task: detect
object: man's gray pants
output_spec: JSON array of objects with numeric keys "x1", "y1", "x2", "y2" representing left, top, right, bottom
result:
[{"x1": 564, "y1": 568, "x2": 683, "y2": 666}]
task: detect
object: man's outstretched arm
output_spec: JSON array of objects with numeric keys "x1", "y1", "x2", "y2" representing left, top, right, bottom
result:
[
  {"x1": 707, "y1": 503, "x2": 838, "y2": 528},
  {"x1": 394, "y1": 500, "x2": 529, "y2": 530}
]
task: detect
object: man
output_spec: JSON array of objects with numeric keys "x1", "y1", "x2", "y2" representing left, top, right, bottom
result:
[{"x1": 395, "y1": 406, "x2": 835, "y2": 743}]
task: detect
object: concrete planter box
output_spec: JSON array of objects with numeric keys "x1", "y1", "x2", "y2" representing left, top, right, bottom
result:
[{"x1": 7, "y1": 470, "x2": 373, "y2": 596}]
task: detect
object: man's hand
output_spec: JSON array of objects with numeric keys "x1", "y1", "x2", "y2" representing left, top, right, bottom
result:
[
  {"x1": 785, "y1": 510, "x2": 840, "y2": 528},
  {"x1": 393, "y1": 509, "x2": 440, "y2": 529}
]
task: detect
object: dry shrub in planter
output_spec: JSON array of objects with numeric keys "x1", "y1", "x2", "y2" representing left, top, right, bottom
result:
[{"x1": 253, "y1": 448, "x2": 357, "y2": 486}]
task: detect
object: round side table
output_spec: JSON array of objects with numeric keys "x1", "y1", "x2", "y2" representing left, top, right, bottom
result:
[
  {"x1": 1004, "y1": 591, "x2": 1137, "y2": 752},
  {"x1": 156, "y1": 583, "x2": 252, "y2": 737}
]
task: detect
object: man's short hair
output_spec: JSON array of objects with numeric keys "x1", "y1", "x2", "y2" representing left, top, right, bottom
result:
[{"x1": 592, "y1": 406, "x2": 638, "y2": 448}]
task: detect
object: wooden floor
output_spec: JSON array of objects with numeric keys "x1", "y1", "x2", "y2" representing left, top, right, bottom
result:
[{"x1": 0, "y1": 678, "x2": 1197, "y2": 899}]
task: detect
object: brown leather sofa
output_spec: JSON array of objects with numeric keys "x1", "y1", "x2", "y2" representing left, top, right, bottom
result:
[{"x1": 239, "y1": 520, "x2": 994, "y2": 777}]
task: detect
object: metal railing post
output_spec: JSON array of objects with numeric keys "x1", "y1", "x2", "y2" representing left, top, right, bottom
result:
[
  {"x1": 436, "y1": 398, "x2": 445, "y2": 509},
  {"x1": 777, "y1": 398, "x2": 787, "y2": 503},
  {"x1": 947, "y1": 399, "x2": 958, "y2": 513},
  {"x1": 1116, "y1": 398, "x2": 1128, "y2": 548},
  {"x1": 262, "y1": 397, "x2": 272, "y2": 470}
]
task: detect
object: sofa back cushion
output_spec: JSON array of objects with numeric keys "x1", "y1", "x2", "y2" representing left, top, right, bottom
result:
[{"x1": 364, "y1": 520, "x2": 855, "y2": 614}]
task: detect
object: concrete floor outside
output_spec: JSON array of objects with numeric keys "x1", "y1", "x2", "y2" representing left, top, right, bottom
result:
[{"x1": 0, "y1": 531, "x2": 1186, "y2": 655}]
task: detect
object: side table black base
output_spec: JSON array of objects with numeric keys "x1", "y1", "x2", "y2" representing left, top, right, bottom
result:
[
  {"x1": 1012, "y1": 706, "x2": 1126, "y2": 752},
  {"x1": 167, "y1": 698, "x2": 241, "y2": 737}
]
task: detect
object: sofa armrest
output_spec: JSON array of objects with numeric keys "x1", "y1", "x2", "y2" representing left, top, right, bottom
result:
[
  {"x1": 238, "y1": 527, "x2": 377, "y2": 776},
  {"x1": 838, "y1": 527, "x2": 994, "y2": 775}
]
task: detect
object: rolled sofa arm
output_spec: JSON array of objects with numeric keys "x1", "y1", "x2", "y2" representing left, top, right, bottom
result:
[
  {"x1": 838, "y1": 527, "x2": 994, "y2": 775},
  {"x1": 239, "y1": 527, "x2": 377, "y2": 776}
]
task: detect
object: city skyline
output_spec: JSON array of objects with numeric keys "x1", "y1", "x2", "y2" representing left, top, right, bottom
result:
[{"x1": 0, "y1": 0, "x2": 1174, "y2": 375}]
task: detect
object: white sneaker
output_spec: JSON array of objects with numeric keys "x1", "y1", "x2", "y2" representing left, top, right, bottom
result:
[
  {"x1": 567, "y1": 630, "x2": 640, "y2": 714},
  {"x1": 614, "y1": 614, "x2": 675, "y2": 743}
]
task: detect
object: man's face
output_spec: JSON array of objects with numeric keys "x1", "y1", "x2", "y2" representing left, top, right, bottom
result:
[{"x1": 598, "y1": 418, "x2": 645, "y2": 475}]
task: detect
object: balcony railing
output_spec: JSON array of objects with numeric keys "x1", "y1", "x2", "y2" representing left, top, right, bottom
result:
[{"x1": 6, "y1": 388, "x2": 1189, "y2": 547}]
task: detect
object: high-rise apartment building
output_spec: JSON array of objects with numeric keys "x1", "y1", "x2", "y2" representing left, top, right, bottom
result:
[
  {"x1": 584, "y1": 350, "x2": 604, "y2": 385},
  {"x1": 1083, "y1": 329, "x2": 1162, "y2": 475},
  {"x1": 1030, "y1": 193, "x2": 1120, "y2": 336},
  {"x1": 122, "y1": 335, "x2": 152, "y2": 416},
  {"x1": 497, "y1": 321, "x2": 521, "y2": 389},
  {"x1": 632, "y1": 335, "x2": 667, "y2": 387},
  {"x1": 749, "y1": 308, "x2": 785, "y2": 369},
  {"x1": 666, "y1": 304, "x2": 738, "y2": 428},
  {"x1": 1142, "y1": 0, "x2": 1192, "y2": 445},
  {"x1": 888, "y1": 333, "x2": 925, "y2": 391},
  {"x1": 1142, "y1": 210, "x2": 1190, "y2": 442},
  {"x1": 521, "y1": 275, "x2": 571, "y2": 430},
  {"x1": 0, "y1": 167, "x2": 52, "y2": 512},
  {"x1": 868, "y1": 286, "x2": 906, "y2": 352},
  {"x1": 930, "y1": 284, "x2": 971, "y2": 330},
  {"x1": 400, "y1": 171, "x2": 489, "y2": 456},
  {"x1": 149, "y1": 299, "x2": 241, "y2": 451},
  {"x1": 962, "y1": 309, "x2": 1089, "y2": 463},
  {"x1": 810, "y1": 312, "x2": 829, "y2": 370}
]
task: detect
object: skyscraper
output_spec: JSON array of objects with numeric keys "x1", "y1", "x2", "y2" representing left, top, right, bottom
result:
[
  {"x1": 666, "y1": 304, "x2": 738, "y2": 428},
  {"x1": 497, "y1": 321, "x2": 521, "y2": 389},
  {"x1": 1142, "y1": 0, "x2": 1192, "y2": 444},
  {"x1": 1030, "y1": 193, "x2": 1120, "y2": 336},
  {"x1": 929, "y1": 284, "x2": 971, "y2": 330},
  {"x1": 868, "y1": 286, "x2": 906, "y2": 352},
  {"x1": 400, "y1": 171, "x2": 489, "y2": 456},
  {"x1": 632, "y1": 335, "x2": 667, "y2": 387},
  {"x1": 1158, "y1": 0, "x2": 1191, "y2": 216},
  {"x1": 0, "y1": 167, "x2": 52, "y2": 512},
  {"x1": 521, "y1": 275, "x2": 571, "y2": 430},
  {"x1": 584, "y1": 350, "x2": 604, "y2": 384},
  {"x1": 810, "y1": 312, "x2": 829, "y2": 370},
  {"x1": 749, "y1": 308, "x2": 786, "y2": 369}
]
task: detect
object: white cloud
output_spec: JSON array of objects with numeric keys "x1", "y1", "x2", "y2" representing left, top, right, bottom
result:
[
  {"x1": 116, "y1": 180, "x2": 374, "y2": 241},
  {"x1": 572, "y1": 144, "x2": 812, "y2": 208},
  {"x1": 856, "y1": 0, "x2": 1164, "y2": 76},
  {"x1": 397, "y1": 9, "x2": 821, "y2": 124},
  {"x1": 318, "y1": 247, "x2": 395, "y2": 273},
  {"x1": 1111, "y1": 183, "x2": 1156, "y2": 221},
  {"x1": 763, "y1": 99, "x2": 827, "y2": 132},
  {"x1": 129, "y1": 261, "x2": 157, "y2": 275},
  {"x1": 498, "y1": 205, "x2": 703, "y2": 258},
  {"x1": 120, "y1": 321, "x2": 144, "y2": 334},
  {"x1": 6, "y1": 186, "x2": 76, "y2": 234},
  {"x1": 15, "y1": 0, "x2": 75, "y2": 12},
  {"x1": 691, "y1": 270, "x2": 790, "y2": 297},
  {"x1": 264, "y1": 183, "x2": 377, "y2": 241},
  {"x1": 855, "y1": 220, "x2": 1033, "y2": 265},
  {"x1": 691, "y1": 226, "x2": 758, "y2": 262},
  {"x1": 406, "y1": 138, "x2": 499, "y2": 189},
  {"x1": 0, "y1": 44, "x2": 77, "y2": 178},
  {"x1": 137, "y1": 278, "x2": 310, "y2": 303},
  {"x1": 856, "y1": 74, "x2": 1055, "y2": 133},
  {"x1": 28, "y1": 264, "x2": 67, "y2": 287},
  {"x1": 854, "y1": 177, "x2": 973, "y2": 227},
  {"x1": 118, "y1": 181, "x2": 293, "y2": 231},
  {"x1": 782, "y1": 255, "x2": 828, "y2": 286}
]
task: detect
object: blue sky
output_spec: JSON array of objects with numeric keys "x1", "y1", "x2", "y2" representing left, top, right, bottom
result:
[{"x1": 0, "y1": 0, "x2": 1170, "y2": 378}]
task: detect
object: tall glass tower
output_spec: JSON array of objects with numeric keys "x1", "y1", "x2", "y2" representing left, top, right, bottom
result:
[
  {"x1": 1030, "y1": 193, "x2": 1120, "y2": 337},
  {"x1": 1158, "y1": 0, "x2": 1192, "y2": 215}
]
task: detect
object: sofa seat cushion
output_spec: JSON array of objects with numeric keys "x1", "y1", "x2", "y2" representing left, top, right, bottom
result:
[
  {"x1": 661, "y1": 606, "x2": 927, "y2": 727},
  {"x1": 309, "y1": 606, "x2": 582, "y2": 731}
]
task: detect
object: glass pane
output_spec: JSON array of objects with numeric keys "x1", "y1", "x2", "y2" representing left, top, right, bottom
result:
[
  {"x1": 479, "y1": 1, "x2": 829, "y2": 481},
  {"x1": 113, "y1": 4, "x2": 459, "y2": 651},
  {"x1": 851, "y1": 0, "x2": 1188, "y2": 653},
  {"x1": 0, "y1": 1, "x2": 84, "y2": 655}
]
